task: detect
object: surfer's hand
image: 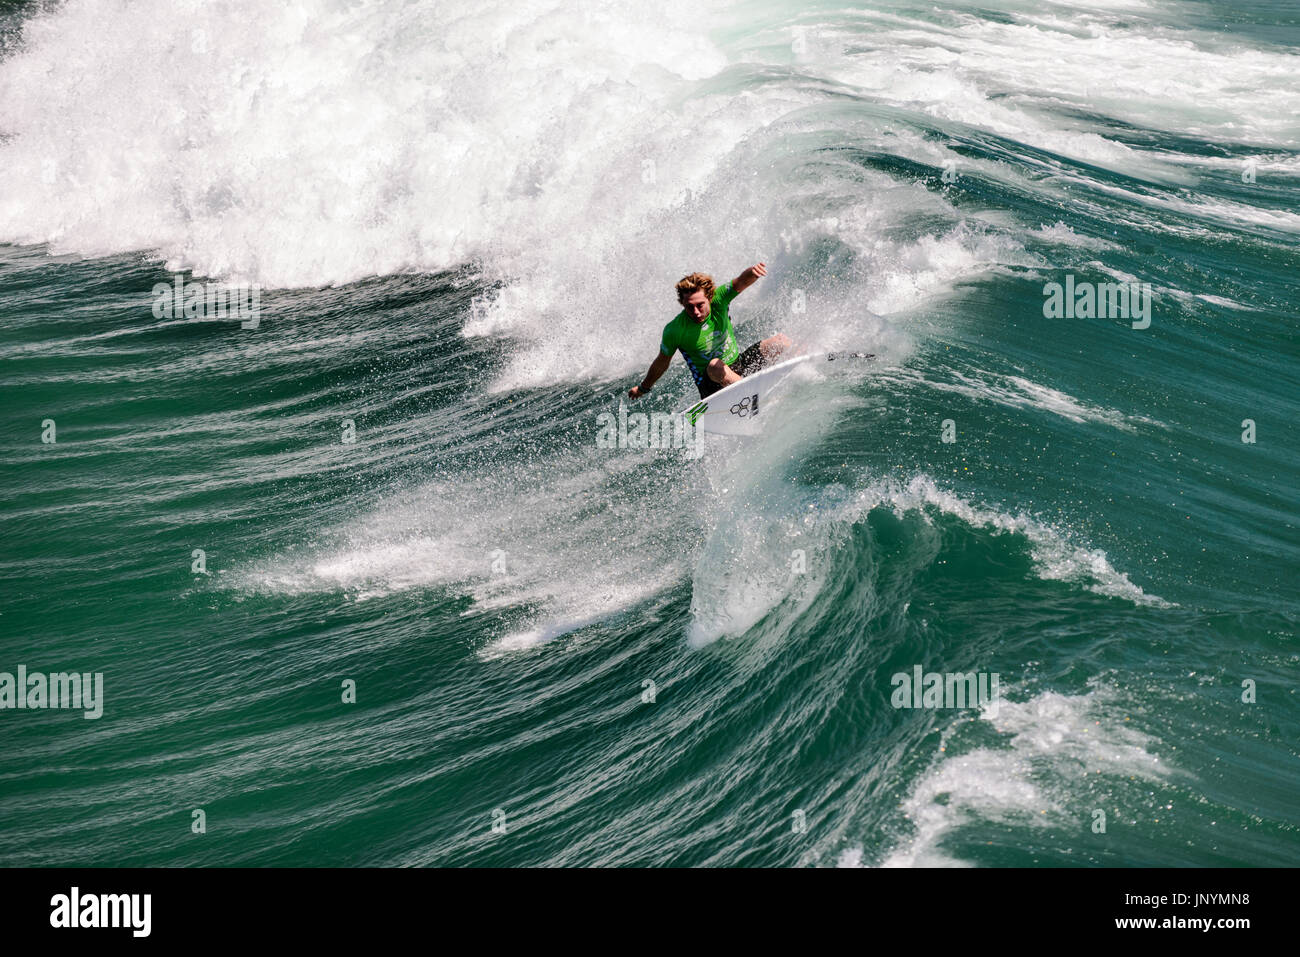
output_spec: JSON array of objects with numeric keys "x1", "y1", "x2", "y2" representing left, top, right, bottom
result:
[
  {"x1": 628, "y1": 385, "x2": 645, "y2": 399},
  {"x1": 749, "y1": 262, "x2": 767, "y2": 279}
]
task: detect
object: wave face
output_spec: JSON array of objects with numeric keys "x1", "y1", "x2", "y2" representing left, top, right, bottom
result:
[{"x1": 1, "y1": 0, "x2": 1298, "y2": 866}]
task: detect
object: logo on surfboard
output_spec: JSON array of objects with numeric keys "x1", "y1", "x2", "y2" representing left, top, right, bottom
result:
[
  {"x1": 685, "y1": 401, "x2": 708, "y2": 425},
  {"x1": 730, "y1": 394, "x2": 759, "y2": 418}
]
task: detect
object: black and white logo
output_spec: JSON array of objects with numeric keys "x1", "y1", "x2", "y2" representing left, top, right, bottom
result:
[{"x1": 730, "y1": 394, "x2": 759, "y2": 418}]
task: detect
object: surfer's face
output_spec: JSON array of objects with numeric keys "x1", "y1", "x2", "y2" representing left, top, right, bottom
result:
[{"x1": 682, "y1": 290, "x2": 711, "y2": 321}]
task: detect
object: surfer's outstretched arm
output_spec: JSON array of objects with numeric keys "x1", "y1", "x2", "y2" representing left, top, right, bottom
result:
[
  {"x1": 629, "y1": 351, "x2": 671, "y2": 399},
  {"x1": 729, "y1": 261, "x2": 767, "y2": 296}
]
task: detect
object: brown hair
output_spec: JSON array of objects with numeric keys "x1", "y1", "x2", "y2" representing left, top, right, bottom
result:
[{"x1": 675, "y1": 272, "x2": 715, "y2": 304}]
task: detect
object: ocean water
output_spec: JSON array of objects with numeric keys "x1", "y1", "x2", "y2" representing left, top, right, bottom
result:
[{"x1": 1, "y1": 0, "x2": 1297, "y2": 867}]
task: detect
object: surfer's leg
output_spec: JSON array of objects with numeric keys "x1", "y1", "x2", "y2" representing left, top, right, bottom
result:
[
  {"x1": 759, "y1": 333, "x2": 793, "y2": 359},
  {"x1": 730, "y1": 343, "x2": 763, "y2": 376},
  {"x1": 731, "y1": 335, "x2": 791, "y2": 378},
  {"x1": 706, "y1": 357, "x2": 743, "y2": 388}
]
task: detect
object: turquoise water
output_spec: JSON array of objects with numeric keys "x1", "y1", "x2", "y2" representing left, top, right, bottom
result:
[{"x1": 1, "y1": 0, "x2": 1297, "y2": 866}]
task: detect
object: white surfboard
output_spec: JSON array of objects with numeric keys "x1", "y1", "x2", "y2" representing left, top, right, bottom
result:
[{"x1": 679, "y1": 352, "x2": 871, "y2": 436}]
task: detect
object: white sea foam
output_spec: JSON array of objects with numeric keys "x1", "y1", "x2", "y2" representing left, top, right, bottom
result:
[
  {"x1": 0, "y1": 0, "x2": 732, "y2": 289},
  {"x1": 801, "y1": 4, "x2": 1300, "y2": 167},
  {"x1": 1194, "y1": 293, "x2": 1251, "y2": 311},
  {"x1": 1027, "y1": 222, "x2": 1121, "y2": 251},
  {"x1": 837, "y1": 681, "x2": 1174, "y2": 867},
  {"x1": 230, "y1": 443, "x2": 696, "y2": 653}
]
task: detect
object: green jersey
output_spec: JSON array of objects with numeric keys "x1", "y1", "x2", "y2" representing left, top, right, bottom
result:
[{"x1": 659, "y1": 281, "x2": 741, "y2": 388}]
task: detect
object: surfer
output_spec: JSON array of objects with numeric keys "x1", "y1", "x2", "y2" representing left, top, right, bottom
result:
[{"x1": 627, "y1": 263, "x2": 792, "y2": 400}]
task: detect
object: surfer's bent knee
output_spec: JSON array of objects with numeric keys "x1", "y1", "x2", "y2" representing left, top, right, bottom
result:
[
  {"x1": 761, "y1": 333, "x2": 791, "y2": 357},
  {"x1": 706, "y1": 357, "x2": 728, "y2": 383}
]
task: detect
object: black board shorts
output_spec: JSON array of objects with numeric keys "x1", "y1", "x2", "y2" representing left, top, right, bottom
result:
[{"x1": 696, "y1": 341, "x2": 766, "y2": 399}]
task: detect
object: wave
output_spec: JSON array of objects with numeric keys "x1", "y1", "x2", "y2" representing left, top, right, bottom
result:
[
  {"x1": 838, "y1": 680, "x2": 1175, "y2": 867},
  {"x1": 887, "y1": 368, "x2": 1163, "y2": 432}
]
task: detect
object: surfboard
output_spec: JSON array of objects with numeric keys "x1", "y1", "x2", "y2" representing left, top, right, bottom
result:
[{"x1": 679, "y1": 352, "x2": 872, "y2": 436}]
